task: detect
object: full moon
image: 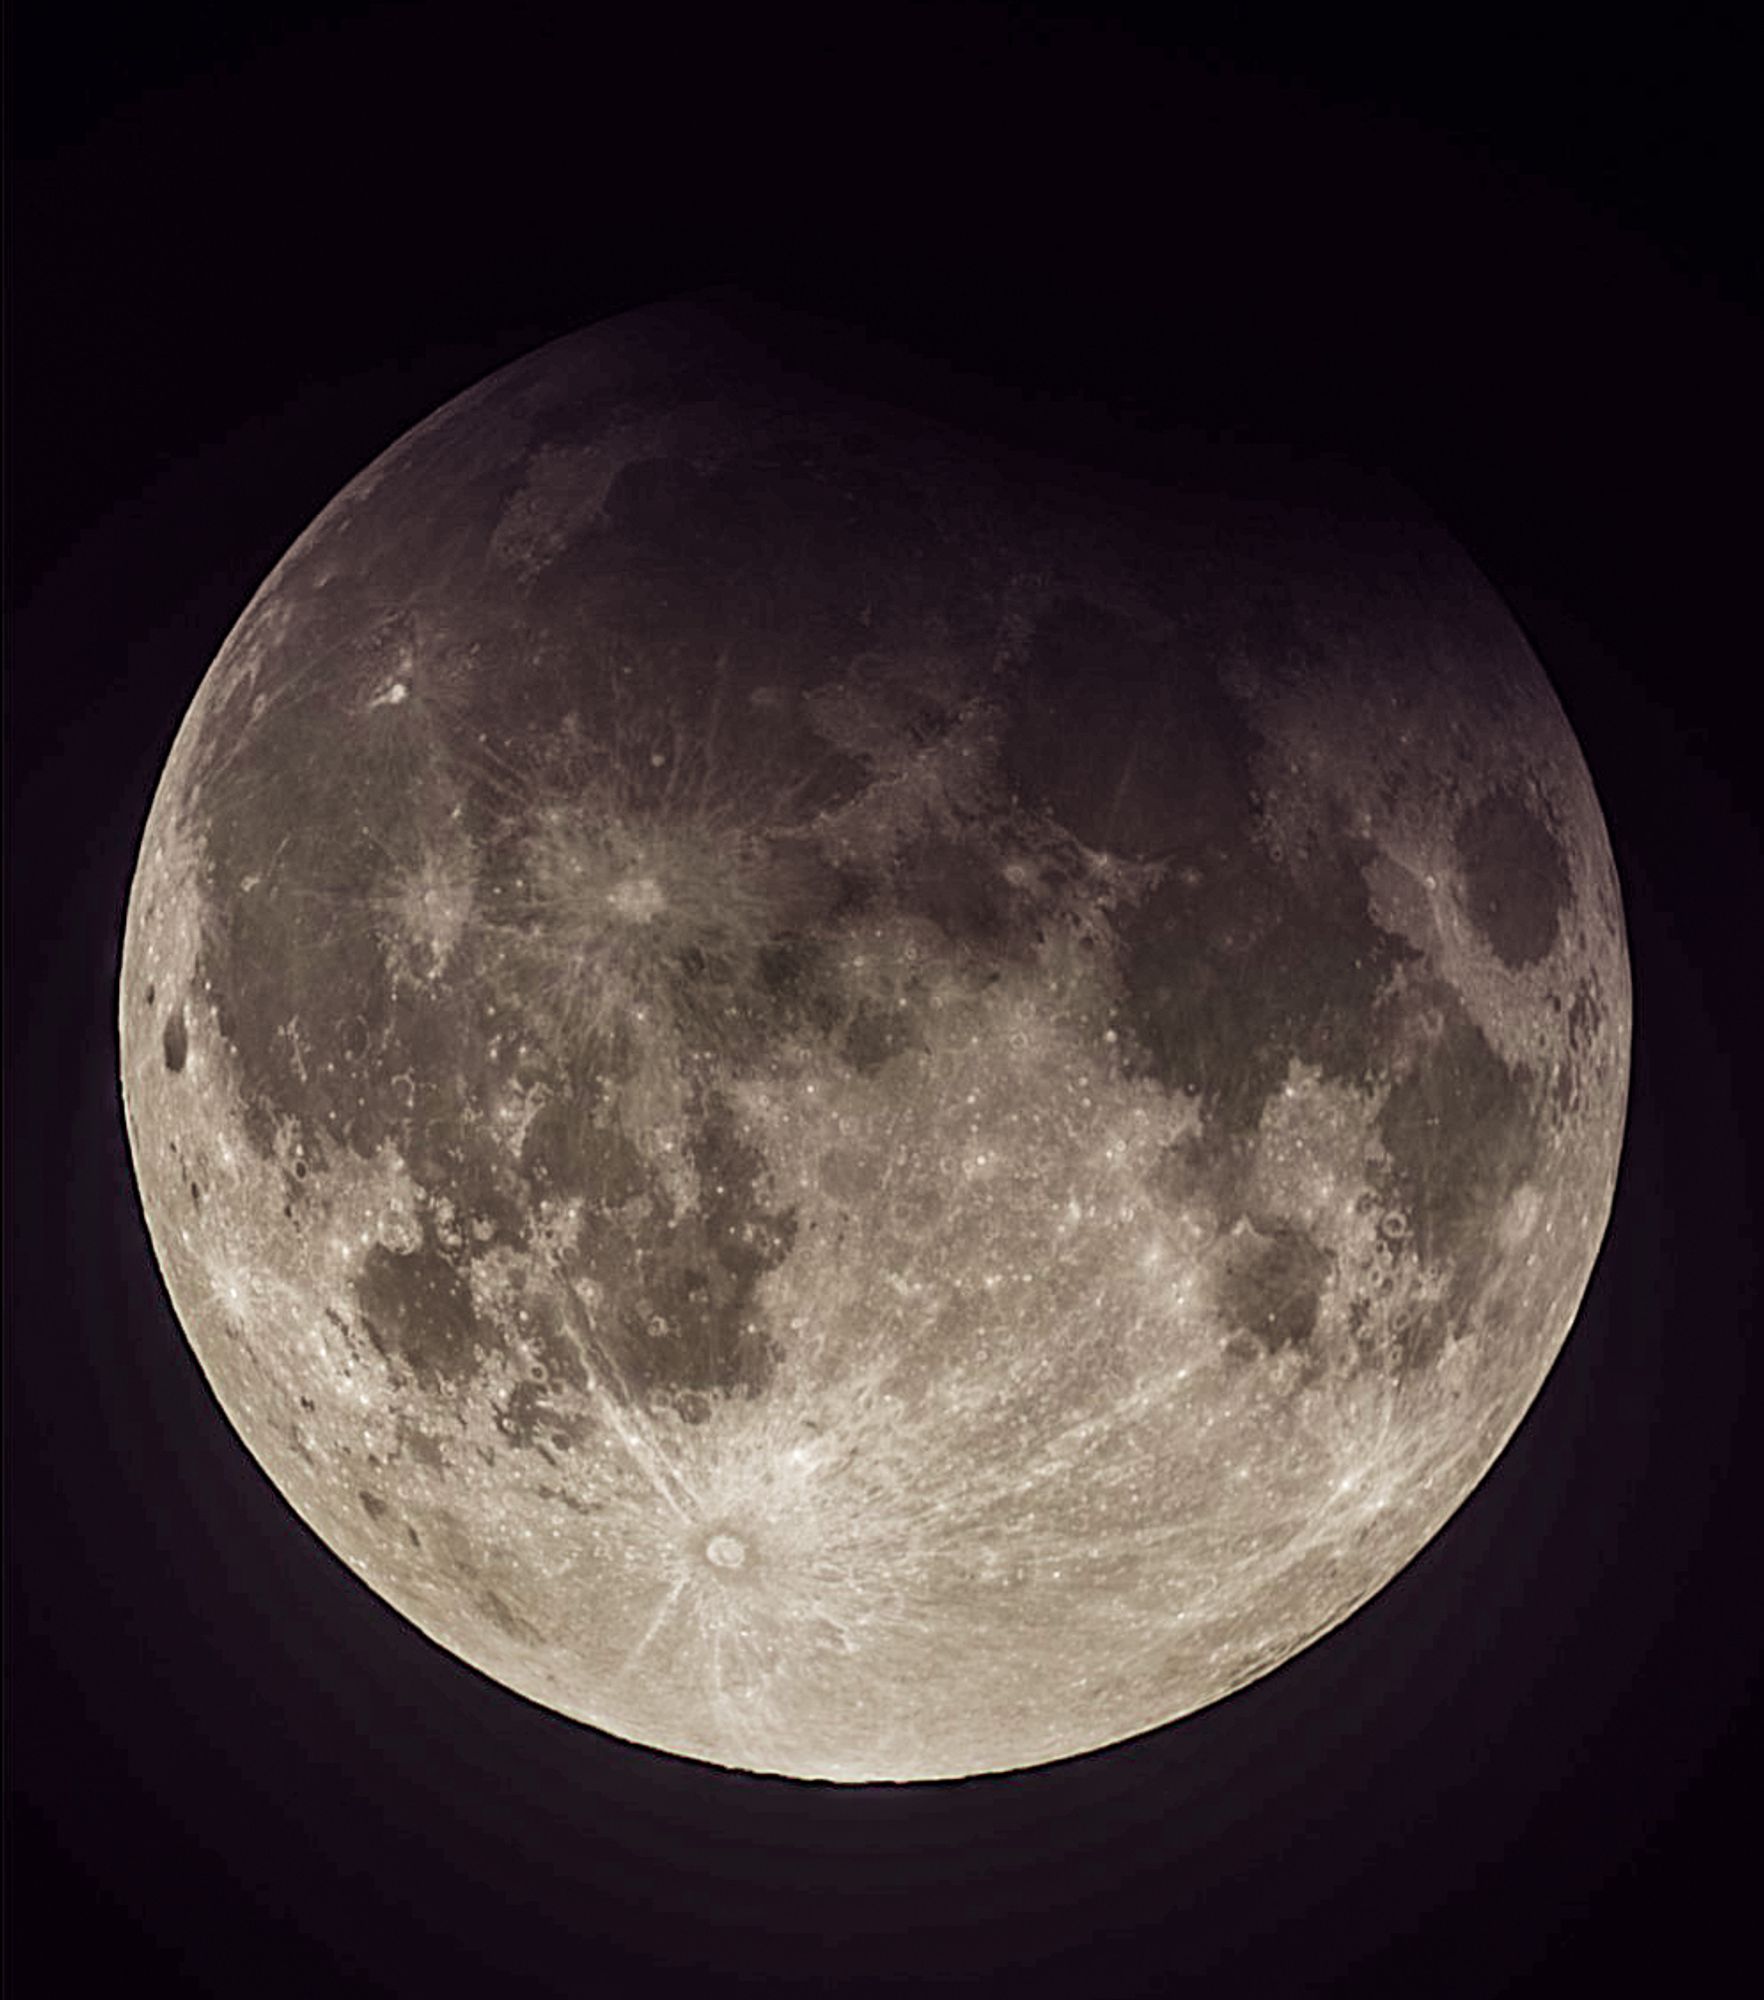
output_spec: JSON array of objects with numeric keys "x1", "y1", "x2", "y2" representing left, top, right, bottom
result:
[{"x1": 120, "y1": 297, "x2": 1629, "y2": 1782}]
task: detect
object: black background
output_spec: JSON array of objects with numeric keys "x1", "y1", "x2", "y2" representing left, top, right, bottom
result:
[{"x1": 6, "y1": 4, "x2": 1758, "y2": 1992}]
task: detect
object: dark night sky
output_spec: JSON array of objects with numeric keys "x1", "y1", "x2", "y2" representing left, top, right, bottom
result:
[{"x1": 5, "y1": 4, "x2": 1758, "y2": 1993}]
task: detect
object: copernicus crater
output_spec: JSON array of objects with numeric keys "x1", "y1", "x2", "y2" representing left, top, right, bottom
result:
[{"x1": 119, "y1": 295, "x2": 1629, "y2": 1782}]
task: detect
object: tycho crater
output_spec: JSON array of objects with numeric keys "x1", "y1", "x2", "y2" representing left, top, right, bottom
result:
[{"x1": 119, "y1": 296, "x2": 1629, "y2": 1782}]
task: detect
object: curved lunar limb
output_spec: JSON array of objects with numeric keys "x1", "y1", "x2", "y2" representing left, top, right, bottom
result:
[{"x1": 121, "y1": 298, "x2": 1629, "y2": 1781}]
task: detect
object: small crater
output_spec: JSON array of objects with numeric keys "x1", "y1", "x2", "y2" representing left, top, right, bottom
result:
[
  {"x1": 161, "y1": 1007, "x2": 188, "y2": 1073},
  {"x1": 358, "y1": 1489, "x2": 388, "y2": 1521},
  {"x1": 706, "y1": 1532, "x2": 748, "y2": 1569},
  {"x1": 145, "y1": 982, "x2": 156, "y2": 1007}
]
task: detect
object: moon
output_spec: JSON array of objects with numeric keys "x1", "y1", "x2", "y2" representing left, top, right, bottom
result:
[{"x1": 119, "y1": 296, "x2": 1629, "y2": 1783}]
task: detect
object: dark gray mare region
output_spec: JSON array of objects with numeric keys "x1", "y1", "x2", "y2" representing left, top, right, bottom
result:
[{"x1": 146, "y1": 294, "x2": 1623, "y2": 1479}]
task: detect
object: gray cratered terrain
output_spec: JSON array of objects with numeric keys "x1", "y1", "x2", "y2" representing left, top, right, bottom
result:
[{"x1": 120, "y1": 297, "x2": 1629, "y2": 1781}]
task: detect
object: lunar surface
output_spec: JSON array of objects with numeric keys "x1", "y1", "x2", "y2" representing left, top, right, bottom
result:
[{"x1": 120, "y1": 298, "x2": 1629, "y2": 1782}]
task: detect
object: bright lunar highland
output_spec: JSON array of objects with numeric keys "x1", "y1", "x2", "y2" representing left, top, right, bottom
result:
[{"x1": 120, "y1": 300, "x2": 1629, "y2": 1781}]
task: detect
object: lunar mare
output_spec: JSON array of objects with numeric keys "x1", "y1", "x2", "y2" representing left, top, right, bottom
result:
[{"x1": 120, "y1": 299, "x2": 1629, "y2": 1782}]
